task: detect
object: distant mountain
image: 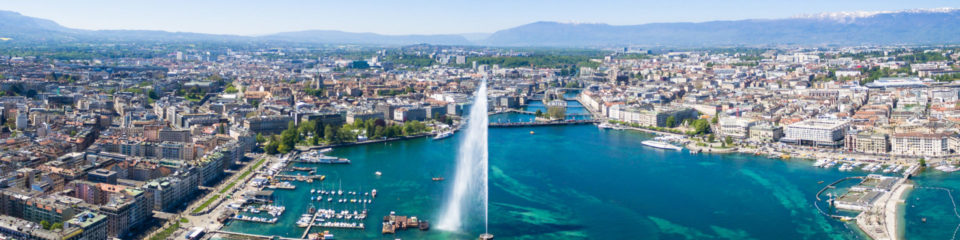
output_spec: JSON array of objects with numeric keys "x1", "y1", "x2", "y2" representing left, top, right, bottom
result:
[
  {"x1": 0, "y1": 10, "x2": 468, "y2": 45},
  {"x1": 0, "y1": 10, "x2": 244, "y2": 42},
  {"x1": 1, "y1": 8, "x2": 960, "y2": 47},
  {"x1": 482, "y1": 8, "x2": 960, "y2": 47},
  {"x1": 261, "y1": 30, "x2": 471, "y2": 45},
  {"x1": 0, "y1": 11, "x2": 80, "y2": 41}
]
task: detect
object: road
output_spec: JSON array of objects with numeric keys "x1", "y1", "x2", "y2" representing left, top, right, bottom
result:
[{"x1": 144, "y1": 152, "x2": 274, "y2": 239}]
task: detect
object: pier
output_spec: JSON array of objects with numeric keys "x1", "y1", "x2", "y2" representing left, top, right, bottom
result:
[
  {"x1": 489, "y1": 119, "x2": 599, "y2": 127},
  {"x1": 816, "y1": 176, "x2": 864, "y2": 201},
  {"x1": 494, "y1": 108, "x2": 592, "y2": 117},
  {"x1": 817, "y1": 175, "x2": 910, "y2": 240},
  {"x1": 231, "y1": 216, "x2": 278, "y2": 224},
  {"x1": 211, "y1": 230, "x2": 301, "y2": 240},
  {"x1": 301, "y1": 208, "x2": 323, "y2": 239},
  {"x1": 275, "y1": 174, "x2": 326, "y2": 182}
]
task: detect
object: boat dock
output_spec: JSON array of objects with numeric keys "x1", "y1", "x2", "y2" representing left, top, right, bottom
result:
[
  {"x1": 489, "y1": 119, "x2": 600, "y2": 128},
  {"x1": 816, "y1": 176, "x2": 864, "y2": 201},
  {"x1": 301, "y1": 208, "x2": 323, "y2": 239},
  {"x1": 266, "y1": 182, "x2": 296, "y2": 190},
  {"x1": 382, "y1": 211, "x2": 429, "y2": 234},
  {"x1": 308, "y1": 222, "x2": 364, "y2": 229},
  {"x1": 275, "y1": 174, "x2": 326, "y2": 182},
  {"x1": 816, "y1": 174, "x2": 911, "y2": 240},
  {"x1": 231, "y1": 216, "x2": 278, "y2": 224},
  {"x1": 211, "y1": 230, "x2": 302, "y2": 240}
]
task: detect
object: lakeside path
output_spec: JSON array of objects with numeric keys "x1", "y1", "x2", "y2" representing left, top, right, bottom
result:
[
  {"x1": 856, "y1": 179, "x2": 912, "y2": 240},
  {"x1": 885, "y1": 184, "x2": 912, "y2": 240}
]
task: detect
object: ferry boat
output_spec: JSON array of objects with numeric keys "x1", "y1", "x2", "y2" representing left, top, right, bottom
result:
[
  {"x1": 433, "y1": 131, "x2": 454, "y2": 140},
  {"x1": 304, "y1": 156, "x2": 350, "y2": 164},
  {"x1": 299, "y1": 151, "x2": 351, "y2": 164},
  {"x1": 641, "y1": 140, "x2": 683, "y2": 151}
]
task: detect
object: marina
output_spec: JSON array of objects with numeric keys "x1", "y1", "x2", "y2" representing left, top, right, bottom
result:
[{"x1": 219, "y1": 125, "x2": 877, "y2": 239}]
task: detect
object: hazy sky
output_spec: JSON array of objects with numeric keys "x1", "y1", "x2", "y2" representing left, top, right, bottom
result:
[{"x1": 1, "y1": 0, "x2": 958, "y2": 35}]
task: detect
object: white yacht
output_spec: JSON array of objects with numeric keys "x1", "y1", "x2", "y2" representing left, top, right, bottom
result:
[
  {"x1": 433, "y1": 131, "x2": 454, "y2": 140},
  {"x1": 641, "y1": 140, "x2": 683, "y2": 151}
]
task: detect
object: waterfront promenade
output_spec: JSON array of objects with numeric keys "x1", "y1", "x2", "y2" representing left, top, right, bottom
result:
[{"x1": 856, "y1": 178, "x2": 911, "y2": 240}]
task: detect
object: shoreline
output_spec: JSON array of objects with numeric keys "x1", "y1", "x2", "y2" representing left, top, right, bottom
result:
[
  {"x1": 601, "y1": 122, "x2": 921, "y2": 240},
  {"x1": 856, "y1": 180, "x2": 912, "y2": 240}
]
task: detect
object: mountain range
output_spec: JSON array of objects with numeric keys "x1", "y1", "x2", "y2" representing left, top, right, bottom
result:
[{"x1": 1, "y1": 8, "x2": 959, "y2": 47}]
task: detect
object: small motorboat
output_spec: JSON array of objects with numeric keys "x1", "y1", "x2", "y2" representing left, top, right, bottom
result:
[{"x1": 432, "y1": 177, "x2": 444, "y2": 181}]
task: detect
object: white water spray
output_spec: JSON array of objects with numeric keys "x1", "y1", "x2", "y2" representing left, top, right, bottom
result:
[{"x1": 437, "y1": 79, "x2": 489, "y2": 233}]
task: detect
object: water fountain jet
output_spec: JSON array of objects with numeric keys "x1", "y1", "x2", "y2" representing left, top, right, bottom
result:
[{"x1": 437, "y1": 79, "x2": 489, "y2": 236}]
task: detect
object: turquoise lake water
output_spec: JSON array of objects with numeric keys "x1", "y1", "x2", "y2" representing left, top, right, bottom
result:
[
  {"x1": 217, "y1": 100, "x2": 960, "y2": 239},
  {"x1": 220, "y1": 123, "x2": 939, "y2": 239}
]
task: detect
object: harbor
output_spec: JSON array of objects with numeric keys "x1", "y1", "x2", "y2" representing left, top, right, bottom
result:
[
  {"x1": 217, "y1": 125, "x2": 880, "y2": 239},
  {"x1": 815, "y1": 174, "x2": 912, "y2": 240}
]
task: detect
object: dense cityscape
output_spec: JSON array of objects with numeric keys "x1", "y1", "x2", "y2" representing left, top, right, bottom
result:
[{"x1": 1, "y1": 2, "x2": 960, "y2": 240}]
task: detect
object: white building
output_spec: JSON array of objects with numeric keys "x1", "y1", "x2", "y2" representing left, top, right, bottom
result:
[
  {"x1": 890, "y1": 132, "x2": 951, "y2": 157},
  {"x1": 781, "y1": 119, "x2": 850, "y2": 147},
  {"x1": 719, "y1": 117, "x2": 757, "y2": 139}
]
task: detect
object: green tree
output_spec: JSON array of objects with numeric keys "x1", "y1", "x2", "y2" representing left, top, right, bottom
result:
[
  {"x1": 338, "y1": 127, "x2": 356, "y2": 142},
  {"x1": 40, "y1": 220, "x2": 50, "y2": 230},
  {"x1": 725, "y1": 136, "x2": 733, "y2": 145},
  {"x1": 325, "y1": 125, "x2": 337, "y2": 143},
  {"x1": 255, "y1": 133, "x2": 266, "y2": 145},
  {"x1": 665, "y1": 116, "x2": 676, "y2": 128},
  {"x1": 278, "y1": 122, "x2": 298, "y2": 153},
  {"x1": 711, "y1": 115, "x2": 719, "y2": 124},
  {"x1": 265, "y1": 141, "x2": 279, "y2": 154},
  {"x1": 535, "y1": 109, "x2": 543, "y2": 117},
  {"x1": 708, "y1": 134, "x2": 715, "y2": 143},
  {"x1": 919, "y1": 158, "x2": 927, "y2": 167},
  {"x1": 374, "y1": 126, "x2": 385, "y2": 139},
  {"x1": 51, "y1": 222, "x2": 63, "y2": 230},
  {"x1": 224, "y1": 84, "x2": 239, "y2": 93},
  {"x1": 314, "y1": 121, "x2": 325, "y2": 139},
  {"x1": 691, "y1": 119, "x2": 711, "y2": 135},
  {"x1": 298, "y1": 121, "x2": 316, "y2": 139}
]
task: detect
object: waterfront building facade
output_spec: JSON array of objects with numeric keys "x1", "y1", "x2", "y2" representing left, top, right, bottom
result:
[
  {"x1": 781, "y1": 119, "x2": 851, "y2": 147},
  {"x1": 890, "y1": 132, "x2": 951, "y2": 157}
]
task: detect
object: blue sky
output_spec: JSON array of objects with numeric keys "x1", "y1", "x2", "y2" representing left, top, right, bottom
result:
[{"x1": 1, "y1": 0, "x2": 958, "y2": 35}]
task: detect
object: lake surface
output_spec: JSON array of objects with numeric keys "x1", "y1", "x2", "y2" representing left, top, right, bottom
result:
[{"x1": 220, "y1": 124, "x2": 937, "y2": 240}]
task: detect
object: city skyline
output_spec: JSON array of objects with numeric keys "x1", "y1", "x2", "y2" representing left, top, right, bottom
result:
[{"x1": 0, "y1": 0, "x2": 958, "y2": 36}]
